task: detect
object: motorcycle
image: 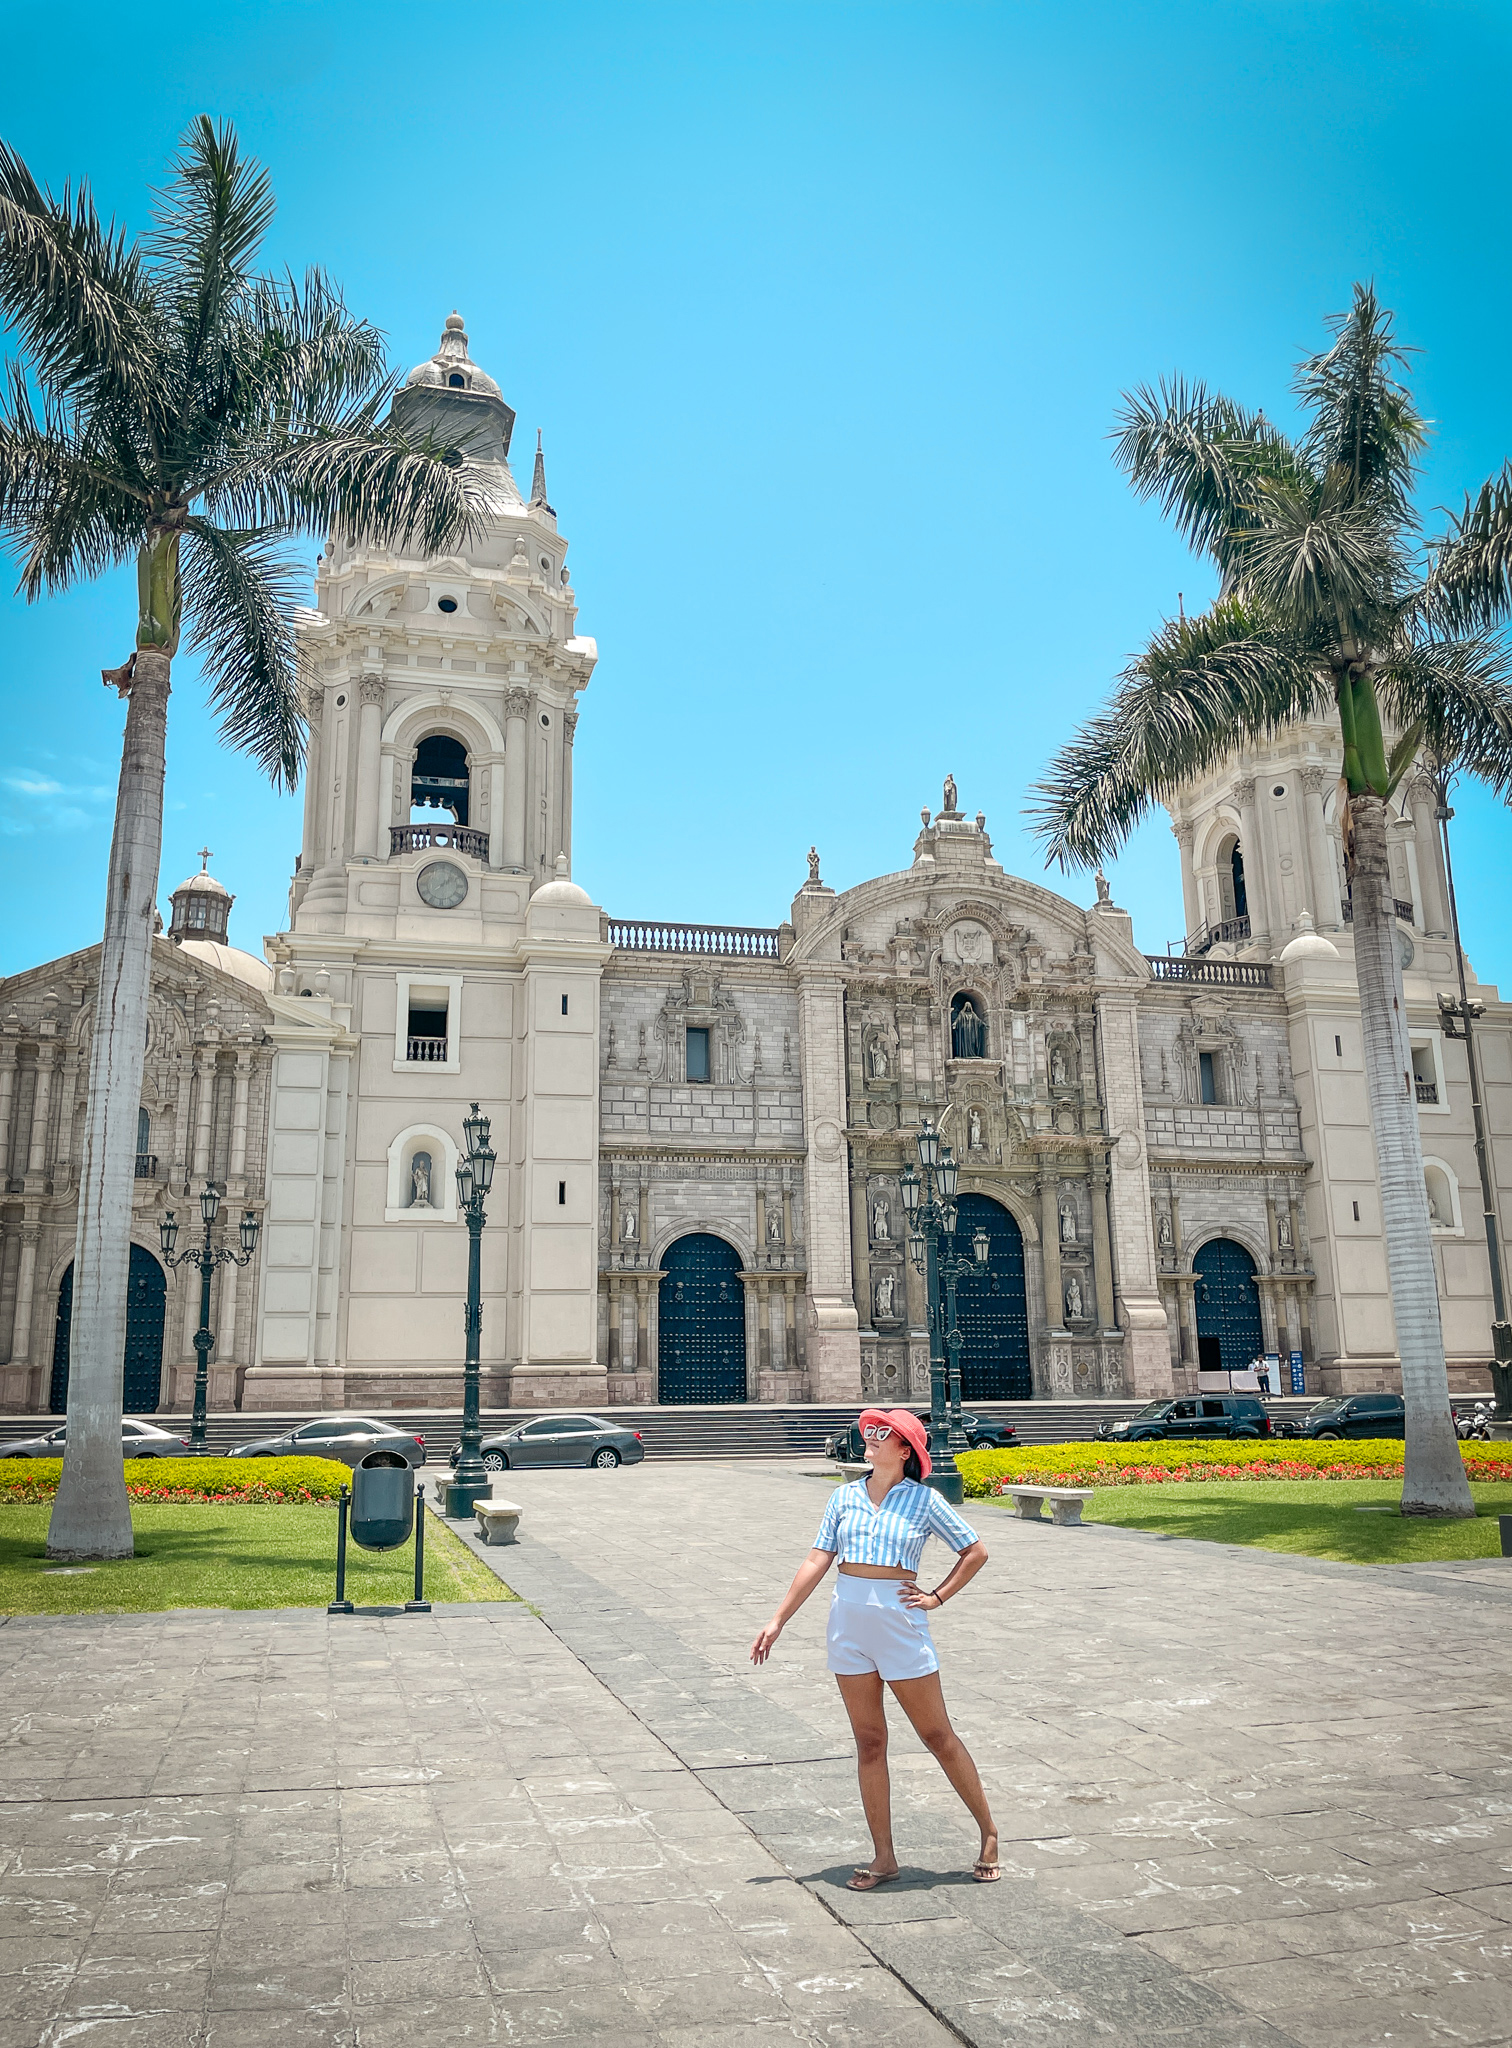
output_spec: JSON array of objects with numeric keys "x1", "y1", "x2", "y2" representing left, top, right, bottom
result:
[{"x1": 1456, "y1": 1401, "x2": 1493, "y2": 1442}]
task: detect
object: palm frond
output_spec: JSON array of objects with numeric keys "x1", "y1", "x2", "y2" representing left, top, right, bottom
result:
[
  {"x1": 1231, "y1": 465, "x2": 1406, "y2": 639},
  {"x1": 1295, "y1": 282, "x2": 1426, "y2": 520},
  {"x1": 180, "y1": 522, "x2": 306, "y2": 788},
  {"x1": 1426, "y1": 465, "x2": 1512, "y2": 632},
  {"x1": 1377, "y1": 636, "x2": 1512, "y2": 802},
  {"x1": 0, "y1": 141, "x2": 153, "y2": 400},
  {"x1": 1028, "y1": 599, "x2": 1326, "y2": 867},
  {"x1": 1112, "y1": 377, "x2": 1307, "y2": 569},
  {"x1": 0, "y1": 368, "x2": 144, "y2": 596}
]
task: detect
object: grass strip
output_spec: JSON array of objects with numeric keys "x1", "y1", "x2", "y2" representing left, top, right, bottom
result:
[{"x1": 0, "y1": 1502, "x2": 515, "y2": 1614}]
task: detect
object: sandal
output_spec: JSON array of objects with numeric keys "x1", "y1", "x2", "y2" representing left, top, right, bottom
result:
[
  {"x1": 973, "y1": 1860, "x2": 1001, "y2": 1883},
  {"x1": 847, "y1": 1866, "x2": 901, "y2": 1891}
]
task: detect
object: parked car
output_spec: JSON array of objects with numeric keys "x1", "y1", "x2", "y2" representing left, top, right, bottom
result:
[
  {"x1": 0, "y1": 1417, "x2": 191, "y2": 1458},
  {"x1": 229, "y1": 1415, "x2": 426, "y2": 1466},
  {"x1": 1284, "y1": 1393, "x2": 1405, "y2": 1441},
  {"x1": 1097, "y1": 1396, "x2": 1272, "y2": 1443},
  {"x1": 448, "y1": 1413, "x2": 645, "y2": 1471},
  {"x1": 824, "y1": 1411, "x2": 1018, "y2": 1461}
]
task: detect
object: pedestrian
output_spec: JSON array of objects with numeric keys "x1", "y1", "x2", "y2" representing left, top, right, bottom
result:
[{"x1": 749, "y1": 1407, "x2": 999, "y2": 1890}]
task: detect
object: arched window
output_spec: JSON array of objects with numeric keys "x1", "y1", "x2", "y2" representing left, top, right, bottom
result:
[
  {"x1": 411, "y1": 734, "x2": 470, "y2": 825},
  {"x1": 1216, "y1": 834, "x2": 1248, "y2": 923}
]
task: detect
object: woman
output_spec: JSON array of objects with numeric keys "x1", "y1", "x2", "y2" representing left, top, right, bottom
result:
[{"x1": 750, "y1": 1407, "x2": 999, "y2": 1890}]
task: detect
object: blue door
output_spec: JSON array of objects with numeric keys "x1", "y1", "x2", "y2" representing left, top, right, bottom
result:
[
  {"x1": 658, "y1": 1234, "x2": 747, "y2": 1403},
  {"x1": 50, "y1": 1246, "x2": 167, "y2": 1414},
  {"x1": 1193, "y1": 1238, "x2": 1263, "y2": 1374},
  {"x1": 952, "y1": 1194, "x2": 1032, "y2": 1400}
]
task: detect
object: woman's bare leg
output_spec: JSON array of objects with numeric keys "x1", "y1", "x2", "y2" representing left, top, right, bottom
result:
[
  {"x1": 888, "y1": 1671, "x2": 998, "y2": 1872},
  {"x1": 835, "y1": 1672, "x2": 897, "y2": 1883}
]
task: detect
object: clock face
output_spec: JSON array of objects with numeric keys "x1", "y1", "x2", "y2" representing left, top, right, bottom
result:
[{"x1": 416, "y1": 860, "x2": 468, "y2": 910}]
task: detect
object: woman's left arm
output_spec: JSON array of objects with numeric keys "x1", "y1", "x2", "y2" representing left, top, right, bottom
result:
[{"x1": 899, "y1": 1538, "x2": 988, "y2": 1610}]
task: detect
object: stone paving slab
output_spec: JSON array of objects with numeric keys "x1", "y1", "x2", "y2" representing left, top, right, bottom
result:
[
  {"x1": 0, "y1": 1597, "x2": 959, "y2": 2046},
  {"x1": 443, "y1": 1459, "x2": 1512, "y2": 2048}
]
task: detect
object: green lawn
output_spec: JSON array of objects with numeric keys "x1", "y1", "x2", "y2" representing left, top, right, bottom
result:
[
  {"x1": 985, "y1": 1478, "x2": 1512, "y2": 1564},
  {"x1": 0, "y1": 1503, "x2": 514, "y2": 1615}
]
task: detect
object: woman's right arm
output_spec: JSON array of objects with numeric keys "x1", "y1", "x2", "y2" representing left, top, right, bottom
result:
[{"x1": 749, "y1": 1548, "x2": 834, "y2": 1664}]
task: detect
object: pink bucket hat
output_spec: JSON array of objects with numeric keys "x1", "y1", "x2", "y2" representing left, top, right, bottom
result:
[{"x1": 857, "y1": 1407, "x2": 932, "y2": 1479}]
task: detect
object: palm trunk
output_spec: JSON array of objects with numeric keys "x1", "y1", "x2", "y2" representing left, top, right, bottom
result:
[
  {"x1": 1349, "y1": 793, "x2": 1474, "y2": 1516},
  {"x1": 45, "y1": 650, "x2": 171, "y2": 1559}
]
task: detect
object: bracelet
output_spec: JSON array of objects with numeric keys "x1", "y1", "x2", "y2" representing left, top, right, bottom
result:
[{"x1": 930, "y1": 1586, "x2": 948, "y2": 1605}]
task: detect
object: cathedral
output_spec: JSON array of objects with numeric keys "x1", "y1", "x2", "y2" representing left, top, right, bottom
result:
[{"x1": 2, "y1": 316, "x2": 1507, "y2": 1417}]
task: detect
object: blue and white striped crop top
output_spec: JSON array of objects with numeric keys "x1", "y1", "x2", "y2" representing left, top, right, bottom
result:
[{"x1": 813, "y1": 1479, "x2": 977, "y2": 1571}]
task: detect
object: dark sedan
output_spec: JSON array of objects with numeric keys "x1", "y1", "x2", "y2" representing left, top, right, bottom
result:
[
  {"x1": 1281, "y1": 1393, "x2": 1405, "y2": 1440},
  {"x1": 229, "y1": 1415, "x2": 427, "y2": 1466},
  {"x1": 449, "y1": 1413, "x2": 645, "y2": 1471},
  {"x1": 824, "y1": 1412, "x2": 1018, "y2": 1461}
]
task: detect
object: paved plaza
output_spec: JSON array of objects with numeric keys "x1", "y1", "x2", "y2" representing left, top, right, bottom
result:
[{"x1": 0, "y1": 1465, "x2": 1508, "y2": 2045}]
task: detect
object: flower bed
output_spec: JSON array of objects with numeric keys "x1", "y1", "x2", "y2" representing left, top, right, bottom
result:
[
  {"x1": 0, "y1": 1456, "x2": 351, "y2": 1505},
  {"x1": 955, "y1": 1438, "x2": 1512, "y2": 1499}
]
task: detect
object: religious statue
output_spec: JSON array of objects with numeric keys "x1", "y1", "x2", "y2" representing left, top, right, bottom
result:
[
  {"x1": 1059, "y1": 1199, "x2": 1077, "y2": 1245},
  {"x1": 942, "y1": 772, "x2": 958, "y2": 815},
  {"x1": 410, "y1": 1152, "x2": 432, "y2": 1208},
  {"x1": 768, "y1": 1208, "x2": 784, "y2": 1243},
  {"x1": 967, "y1": 1106, "x2": 984, "y2": 1151},
  {"x1": 1064, "y1": 1274, "x2": 1084, "y2": 1321},
  {"x1": 1095, "y1": 869, "x2": 1111, "y2": 904},
  {"x1": 951, "y1": 999, "x2": 985, "y2": 1060},
  {"x1": 872, "y1": 1196, "x2": 891, "y2": 1241},
  {"x1": 1427, "y1": 1185, "x2": 1444, "y2": 1225},
  {"x1": 1277, "y1": 1208, "x2": 1293, "y2": 1250},
  {"x1": 1157, "y1": 1209, "x2": 1174, "y2": 1250},
  {"x1": 620, "y1": 1206, "x2": 638, "y2": 1243},
  {"x1": 869, "y1": 1039, "x2": 889, "y2": 1078},
  {"x1": 1049, "y1": 1043, "x2": 1068, "y2": 1086},
  {"x1": 807, "y1": 846, "x2": 821, "y2": 885},
  {"x1": 874, "y1": 1271, "x2": 896, "y2": 1318}
]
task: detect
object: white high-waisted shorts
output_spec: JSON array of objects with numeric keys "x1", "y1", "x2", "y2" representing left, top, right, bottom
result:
[{"x1": 827, "y1": 1572, "x2": 939, "y2": 1681}]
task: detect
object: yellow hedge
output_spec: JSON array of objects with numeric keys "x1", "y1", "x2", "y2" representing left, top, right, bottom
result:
[
  {"x1": 954, "y1": 1438, "x2": 1512, "y2": 1498},
  {"x1": 0, "y1": 1456, "x2": 354, "y2": 1504}
]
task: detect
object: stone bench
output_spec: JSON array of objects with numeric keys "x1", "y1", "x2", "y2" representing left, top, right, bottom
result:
[
  {"x1": 473, "y1": 1500, "x2": 523, "y2": 1545},
  {"x1": 1002, "y1": 1485, "x2": 1094, "y2": 1526}
]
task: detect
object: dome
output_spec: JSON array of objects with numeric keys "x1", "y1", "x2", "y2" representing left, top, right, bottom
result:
[
  {"x1": 172, "y1": 868, "x2": 230, "y2": 900},
  {"x1": 176, "y1": 939, "x2": 275, "y2": 991},
  {"x1": 531, "y1": 856, "x2": 593, "y2": 909},
  {"x1": 168, "y1": 853, "x2": 233, "y2": 945},
  {"x1": 1279, "y1": 913, "x2": 1341, "y2": 964},
  {"x1": 403, "y1": 313, "x2": 503, "y2": 401}
]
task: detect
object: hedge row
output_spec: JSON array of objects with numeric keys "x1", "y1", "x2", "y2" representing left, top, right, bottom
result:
[
  {"x1": 0, "y1": 1456, "x2": 353, "y2": 1504},
  {"x1": 954, "y1": 1438, "x2": 1512, "y2": 1498}
]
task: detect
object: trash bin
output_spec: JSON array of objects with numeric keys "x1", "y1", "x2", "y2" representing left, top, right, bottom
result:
[{"x1": 350, "y1": 1450, "x2": 415, "y2": 1551}]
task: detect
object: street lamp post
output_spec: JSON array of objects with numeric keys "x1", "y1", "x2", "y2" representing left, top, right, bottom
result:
[
  {"x1": 159, "y1": 1185, "x2": 261, "y2": 1450},
  {"x1": 899, "y1": 1119, "x2": 989, "y2": 1505},
  {"x1": 1432, "y1": 778, "x2": 1512, "y2": 1427},
  {"x1": 445, "y1": 1103, "x2": 497, "y2": 1518}
]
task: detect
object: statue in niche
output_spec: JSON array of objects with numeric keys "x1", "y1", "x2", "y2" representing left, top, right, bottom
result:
[
  {"x1": 1426, "y1": 1183, "x2": 1444, "y2": 1225},
  {"x1": 1059, "y1": 1199, "x2": 1077, "y2": 1245},
  {"x1": 1050, "y1": 1042, "x2": 1069, "y2": 1087},
  {"x1": 410, "y1": 1152, "x2": 432, "y2": 1209},
  {"x1": 942, "y1": 772, "x2": 958, "y2": 814},
  {"x1": 620, "y1": 1206, "x2": 638, "y2": 1244},
  {"x1": 1064, "y1": 1274, "x2": 1084, "y2": 1321},
  {"x1": 872, "y1": 1196, "x2": 891, "y2": 1240},
  {"x1": 869, "y1": 1038, "x2": 889, "y2": 1078},
  {"x1": 967, "y1": 1106, "x2": 984, "y2": 1151},
  {"x1": 875, "y1": 1271, "x2": 896, "y2": 1318},
  {"x1": 768, "y1": 1207, "x2": 785, "y2": 1243},
  {"x1": 1157, "y1": 1209, "x2": 1174, "y2": 1250},
  {"x1": 951, "y1": 997, "x2": 986, "y2": 1060},
  {"x1": 1277, "y1": 1208, "x2": 1293, "y2": 1250}
]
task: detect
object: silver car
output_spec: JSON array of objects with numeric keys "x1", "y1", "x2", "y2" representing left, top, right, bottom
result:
[
  {"x1": 229, "y1": 1414, "x2": 427, "y2": 1467},
  {"x1": 450, "y1": 1413, "x2": 646, "y2": 1472},
  {"x1": 0, "y1": 1417, "x2": 191, "y2": 1458}
]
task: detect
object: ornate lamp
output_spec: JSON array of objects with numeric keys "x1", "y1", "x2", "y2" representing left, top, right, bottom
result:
[
  {"x1": 471, "y1": 1135, "x2": 497, "y2": 1196},
  {"x1": 200, "y1": 1182, "x2": 221, "y2": 1226},
  {"x1": 455, "y1": 1155, "x2": 474, "y2": 1207},
  {"x1": 899, "y1": 1164, "x2": 921, "y2": 1216},
  {"x1": 239, "y1": 1209, "x2": 261, "y2": 1258},
  {"x1": 938, "y1": 1146, "x2": 959, "y2": 1202},
  {"x1": 909, "y1": 1228, "x2": 926, "y2": 1270},
  {"x1": 972, "y1": 1224, "x2": 990, "y2": 1265},
  {"x1": 159, "y1": 1211, "x2": 179, "y2": 1257},
  {"x1": 916, "y1": 1118, "x2": 941, "y2": 1172},
  {"x1": 463, "y1": 1103, "x2": 491, "y2": 1159}
]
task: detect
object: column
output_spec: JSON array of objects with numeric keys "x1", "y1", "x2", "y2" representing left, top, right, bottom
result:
[
  {"x1": 562, "y1": 710, "x2": 577, "y2": 864},
  {"x1": 219, "y1": 1256, "x2": 241, "y2": 1375},
  {"x1": 0, "y1": 1037, "x2": 19, "y2": 1182},
  {"x1": 27, "y1": 1044, "x2": 58, "y2": 1178},
  {"x1": 10, "y1": 1224, "x2": 39, "y2": 1371},
  {"x1": 1172, "y1": 821, "x2": 1200, "y2": 945},
  {"x1": 796, "y1": 972, "x2": 861, "y2": 1398},
  {"x1": 758, "y1": 1278, "x2": 773, "y2": 1375},
  {"x1": 191, "y1": 1050, "x2": 217, "y2": 1183},
  {"x1": 351, "y1": 677, "x2": 385, "y2": 859},
  {"x1": 635, "y1": 1277, "x2": 651, "y2": 1385},
  {"x1": 299, "y1": 695, "x2": 322, "y2": 881},
  {"x1": 754, "y1": 1186, "x2": 766, "y2": 1252},
  {"x1": 503, "y1": 687, "x2": 528, "y2": 871},
  {"x1": 1301, "y1": 767, "x2": 1341, "y2": 930},
  {"x1": 1406, "y1": 776, "x2": 1449, "y2": 935},
  {"x1": 1235, "y1": 777, "x2": 1270, "y2": 944},
  {"x1": 1089, "y1": 1159, "x2": 1116, "y2": 1331},
  {"x1": 849, "y1": 1168, "x2": 872, "y2": 1329},
  {"x1": 1095, "y1": 991, "x2": 1171, "y2": 1394},
  {"x1": 1178, "y1": 1276, "x2": 1199, "y2": 1368},
  {"x1": 607, "y1": 1275, "x2": 622, "y2": 1372},
  {"x1": 484, "y1": 751, "x2": 506, "y2": 868},
  {"x1": 784, "y1": 1277, "x2": 798, "y2": 1374},
  {"x1": 229, "y1": 1049, "x2": 253, "y2": 1182},
  {"x1": 1038, "y1": 1159, "x2": 1064, "y2": 1330}
]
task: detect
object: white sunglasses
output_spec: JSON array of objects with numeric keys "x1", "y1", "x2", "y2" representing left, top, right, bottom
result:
[{"x1": 861, "y1": 1423, "x2": 893, "y2": 1441}]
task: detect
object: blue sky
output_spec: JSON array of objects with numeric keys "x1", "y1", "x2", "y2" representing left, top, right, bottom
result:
[{"x1": 3, "y1": 1, "x2": 1511, "y2": 983}]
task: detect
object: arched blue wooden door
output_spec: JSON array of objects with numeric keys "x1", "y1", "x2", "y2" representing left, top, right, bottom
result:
[
  {"x1": 1193, "y1": 1238, "x2": 1264, "y2": 1373},
  {"x1": 952, "y1": 1194, "x2": 1032, "y2": 1400},
  {"x1": 658, "y1": 1234, "x2": 747, "y2": 1403},
  {"x1": 50, "y1": 1246, "x2": 167, "y2": 1414}
]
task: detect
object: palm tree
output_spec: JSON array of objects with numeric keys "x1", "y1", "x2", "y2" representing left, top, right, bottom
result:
[
  {"x1": 1029, "y1": 285, "x2": 1512, "y2": 1518},
  {"x1": 0, "y1": 119, "x2": 486, "y2": 1559}
]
